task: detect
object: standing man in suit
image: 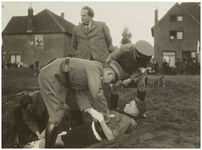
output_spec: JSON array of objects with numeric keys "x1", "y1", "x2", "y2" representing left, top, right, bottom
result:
[
  {"x1": 71, "y1": 6, "x2": 112, "y2": 66},
  {"x1": 71, "y1": 6, "x2": 113, "y2": 107}
]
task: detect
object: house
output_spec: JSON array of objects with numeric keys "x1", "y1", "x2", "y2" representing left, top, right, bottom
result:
[
  {"x1": 151, "y1": 2, "x2": 200, "y2": 70},
  {"x1": 2, "y1": 7, "x2": 77, "y2": 68}
]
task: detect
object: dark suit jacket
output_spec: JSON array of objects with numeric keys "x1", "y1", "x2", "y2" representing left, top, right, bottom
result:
[{"x1": 71, "y1": 20, "x2": 112, "y2": 64}]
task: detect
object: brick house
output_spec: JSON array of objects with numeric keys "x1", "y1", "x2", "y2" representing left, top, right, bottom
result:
[
  {"x1": 2, "y1": 7, "x2": 76, "y2": 68},
  {"x1": 151, "y1": 2, "x2": 200, "y2": 70}
]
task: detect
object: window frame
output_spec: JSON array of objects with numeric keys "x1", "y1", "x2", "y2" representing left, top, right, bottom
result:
[{"x1": 170, "y1": 31, "x2": 184, "y2": 40}]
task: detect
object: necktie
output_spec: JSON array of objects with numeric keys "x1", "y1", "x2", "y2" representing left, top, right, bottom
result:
[{"x1": 85, "y1": 25, "x2": 89, "y2": 31}]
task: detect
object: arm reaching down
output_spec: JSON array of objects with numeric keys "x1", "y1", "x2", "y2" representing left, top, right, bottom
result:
[{"x1": 85, "y1": 108, "x2": 115, "y2": 141}]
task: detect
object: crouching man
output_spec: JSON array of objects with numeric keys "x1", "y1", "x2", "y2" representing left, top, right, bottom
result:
[
  {"x1": 38, "y1": 57, "x2": 111, "y2": 148},
  {"x1": 105, "y1": 40, "x2": 154, "y2": 112},
  {"x1": 11, "y1": 91, "x2": 48, "y2": 147}
]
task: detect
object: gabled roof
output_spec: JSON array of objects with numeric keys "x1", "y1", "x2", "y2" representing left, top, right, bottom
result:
[
  {"x1": 151, "y1": 2, "x2": 200, "y2": 36},
  {"x1": 2, "y1": 9, "x2": 75, "y2": 34},
  {"x1": 180, "y1": 2, "x2": 200, "y2": 22}
]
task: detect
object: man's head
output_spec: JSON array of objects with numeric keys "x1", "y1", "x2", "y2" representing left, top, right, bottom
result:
[
  {"x1": 123, "y1": 98, "x2": 145, "y2": 117},
  {"x1": 19, "y1": 95, "x2": 34, "y2": 112},
  {"x1": 134, "y1": 40, "x2": 154, "y2": 67},
  {"x1": 102, "y1": 61, "x2": 126, "y2": 84},
  {"x1": 81, "y1": 6, "x2": 94, "y2": 25}
]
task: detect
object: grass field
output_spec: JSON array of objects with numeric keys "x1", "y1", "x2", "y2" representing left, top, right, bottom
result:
[{"x1": 2, "y1": 67, "x2": 200, "y2": 148}]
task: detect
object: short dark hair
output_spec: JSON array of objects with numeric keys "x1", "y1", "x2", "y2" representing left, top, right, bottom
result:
[
  {"x1": 19, "y1": 95, "x2": 33, "y2": 110},
  {"x1": 82, "y1": 6, "x2": 94, "y2": 18}
]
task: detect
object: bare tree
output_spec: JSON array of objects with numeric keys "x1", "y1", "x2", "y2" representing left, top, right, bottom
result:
[{"x1": 121, "y1": 27, "x2": 132, "y2": 45}]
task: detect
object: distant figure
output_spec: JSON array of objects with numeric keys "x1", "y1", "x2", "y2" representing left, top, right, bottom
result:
[
  {"x1": 191, "y1": 58, "x2": 197, "y2": 75},
  {"x1": 153, "y1": 60, "x2": 158, "y2": 74},
  {"x1": 162, "y1": 59, "x2": 169, "y2": 74},
  {"x1": 175, "y1": 59, "x2": 181, "y2": 75},
  {"x1": 35, "y1": 59, "x2": 39, "y2": 70}
]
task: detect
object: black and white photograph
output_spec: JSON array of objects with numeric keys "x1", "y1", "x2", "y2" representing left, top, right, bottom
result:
[{"x1": 1, "y1": 1, "x2": 200, "y2": 148}]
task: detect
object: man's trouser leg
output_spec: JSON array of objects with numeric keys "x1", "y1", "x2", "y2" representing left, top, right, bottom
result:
[
  {"x1": 70, "y1": 109, "x2": 84, "y2": 126},
  {"x1": 45, "y1": 123, "x2": 59, "y2": 148},
  {"x1": 66, "y1": 90, "x2": 84, "y2": 126},
  {"x1": 110, "y1": 93, "x2": 119, "y2": 109}
]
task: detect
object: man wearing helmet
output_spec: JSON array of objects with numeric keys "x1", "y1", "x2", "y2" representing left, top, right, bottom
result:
[{"x1": 105, "y1": 40, "x2": 154, "y2": 113}]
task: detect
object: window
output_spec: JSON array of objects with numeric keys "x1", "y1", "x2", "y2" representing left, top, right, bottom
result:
[
  {"x1": 10, "y1": 55, "x2": 21, "y2": 64},
  {"x1": 170, "y1": 31, "x2": 183, "y2": 40},
  {"x1": 176, "y1": 32, "x2": 183, "y2": 39},
  {"x1": 170, "y1": 16, "x2": 176, "y2": 22},
  {"x1": 191, "y1": 52, "x2": 196, "y2": 58},
  {"x1": 177, "y1": 16, "x2": 183, "y2": 21},
  {"x1": 170, "y1": 15, "x2": 183, "y2": 22},
  {"x1": 163, "y1": 52, "x2": 175, "y2": 67}
]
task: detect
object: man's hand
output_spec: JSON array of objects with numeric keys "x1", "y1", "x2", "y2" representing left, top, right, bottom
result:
[
  {"x1": 41, "y1": 129, "x2": 45, "y2": 138},
  {"x1": 138, "y1": 67, "x2": 147, "y2": 76},
  {"x1": 121, "y1": 78, "x2": 132, "y2": 87},
  {"x1": 85, "y1": 108, "x2": 104, "y2": 122},
  {"x1": 35, "y1": 131, "x2": 43, "y2": 140}
]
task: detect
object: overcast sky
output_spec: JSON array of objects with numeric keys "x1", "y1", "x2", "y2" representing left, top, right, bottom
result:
[{"x1": 2, "y1": 1, "x2": 181, "y2": 47}]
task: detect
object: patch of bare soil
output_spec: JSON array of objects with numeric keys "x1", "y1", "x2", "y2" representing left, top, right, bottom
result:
[{"x1": 2, "y1": 68, "x2": 200, "y2": 148}]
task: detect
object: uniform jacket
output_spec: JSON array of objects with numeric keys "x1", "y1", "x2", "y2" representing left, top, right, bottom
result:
[
  {"x1": 71, "y1": 20, "x2": 112, "y2": 64},
  {"x1": 38, "y1": 58, "x2": 108, "y2": 124},
  {"x1": 106, "y1": 43, "x2": 147, "y2": 92},
  {"x1": 23, "y1": 91, "x2": 47, "y2": 133},
  {"x1": 107, "y1": 110, "x2": 137, "y2": 137}
]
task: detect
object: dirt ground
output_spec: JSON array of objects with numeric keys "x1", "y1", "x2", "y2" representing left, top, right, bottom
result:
[{"x1": 2, "y1": 67, "x2": 200, "y2": 148}]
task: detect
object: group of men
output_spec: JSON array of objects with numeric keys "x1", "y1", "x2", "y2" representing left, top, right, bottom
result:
[{"x1": 12, "y1": 6, "x2": 154, "y2": 148}]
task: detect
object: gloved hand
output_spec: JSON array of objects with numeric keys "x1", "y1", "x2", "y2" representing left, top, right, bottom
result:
[
  {"x1": 121, "y1": 78, "x2": 132, "y2": 87},
  {"x1": 85, "y1": 108, "x2": 104, "y2": 122},
  {"x1": 138, "y1": 67, "x2": 147, "y2": 76},
  {"x1": 130, "y1": 67, "x2": 147, "y2": 82},
  {"x1": 91, "y1": 109, "x2": 104, "y2": 122},
  {"x1": 41, "y1": 129, "x2": 45, "y2": 138},
  {"x1": 36, "y1": 131, "x2": 43, "y2": 140}
]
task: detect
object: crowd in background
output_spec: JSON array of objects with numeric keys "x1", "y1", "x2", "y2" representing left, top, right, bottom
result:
[{"x1": 147, "y1": 57, "x2": 200, "y2": 75}]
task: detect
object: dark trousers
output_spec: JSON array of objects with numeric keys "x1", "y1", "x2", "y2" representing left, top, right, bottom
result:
[{"x1": 12, "y1": 107, "x2": 37, "y2": 145}]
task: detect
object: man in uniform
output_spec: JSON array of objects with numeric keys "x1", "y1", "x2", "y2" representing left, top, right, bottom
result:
[
  {"x1": 38, "y1": 57, "x2": 127, "y2": 148},
  {"x1": 105, "y1": 40, "x2": 154, "y2": 111}
]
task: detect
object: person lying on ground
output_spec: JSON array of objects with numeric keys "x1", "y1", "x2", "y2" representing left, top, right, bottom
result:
[{"x1": 24, "y1": 97, "x2": 145, "y2": 148}]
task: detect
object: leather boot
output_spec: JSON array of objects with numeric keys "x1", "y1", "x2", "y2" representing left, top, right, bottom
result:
[
  {"x1": 110, "y1": 94, "x2": 119, "y2": 109},
  {"x1": 14, "y1": 134, "x2": 20, "y2": 147},
  {"x1": 70, "y1": 109, "x2": 84, "y2": 126},
  {"x1": 45, "y1": 123, "x2": 59, "y2": 148}
]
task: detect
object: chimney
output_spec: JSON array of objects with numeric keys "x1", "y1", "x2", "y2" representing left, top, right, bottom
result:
[
  {"x1": 61, "y1": 12, "x2": 64, "y2": 19},
  {"x1": 155, "y1": 9, "x2": 158, "y2": 24},
  {"x1": 27, "y1": 7, "x2": 34, "y2": 32}
]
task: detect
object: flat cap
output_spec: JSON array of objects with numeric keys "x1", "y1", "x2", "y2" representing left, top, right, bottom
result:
[{"x1": 135, "y1": 40, "x2": 154, "y2": 56}]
